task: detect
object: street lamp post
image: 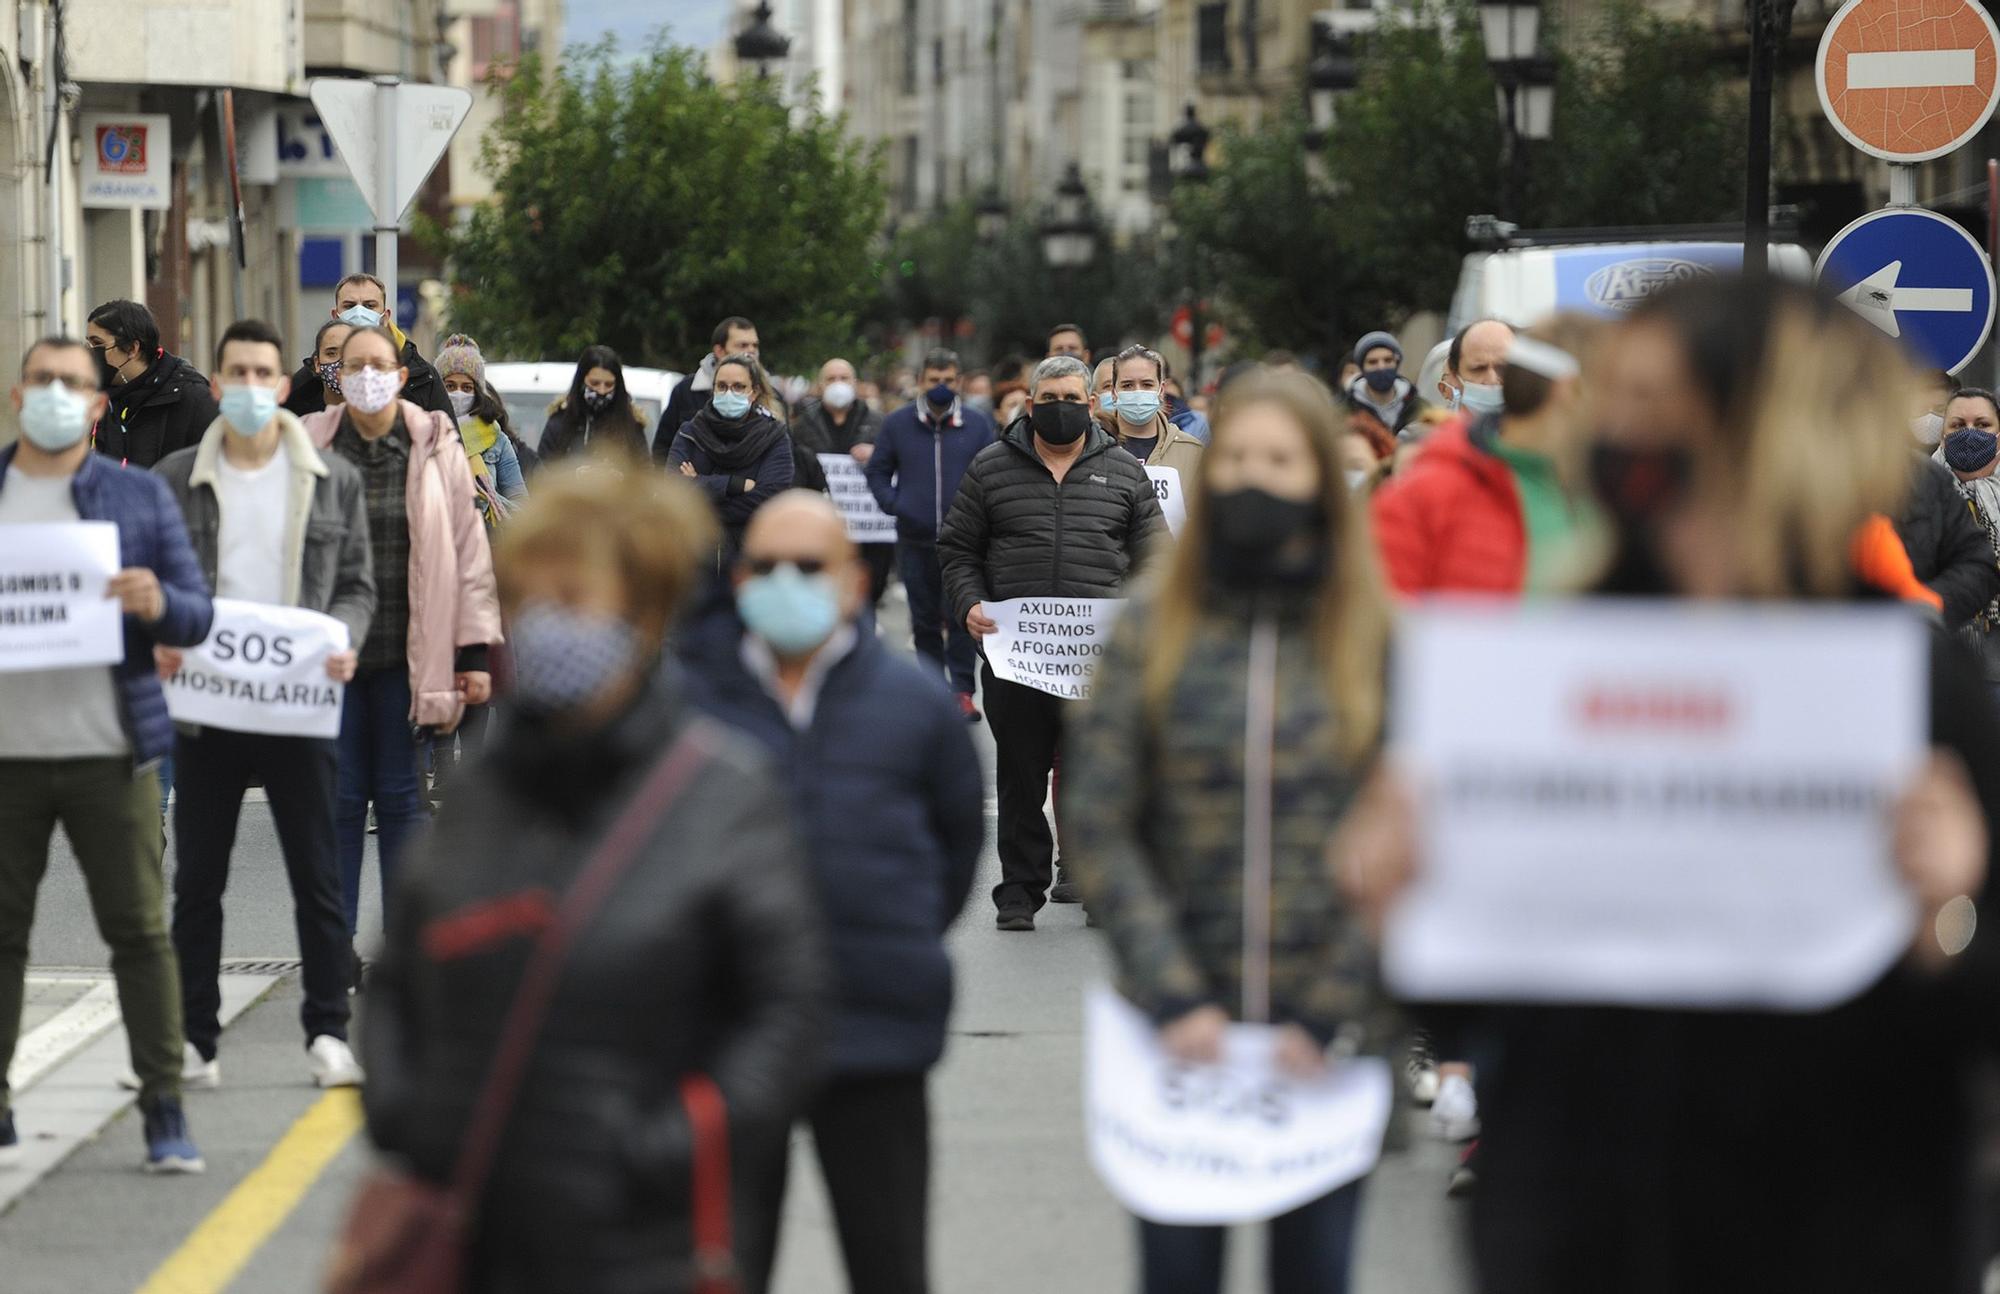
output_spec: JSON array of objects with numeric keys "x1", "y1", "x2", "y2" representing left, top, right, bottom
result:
[
  {"x1": 1478, "y1": 0, "x2": 1554, "y2": 222},
  {"x1": 1305, "y1": 22, "x2": 1358, "y2": 154},
  {"x1": 734, "y1": 1, "x2": 791, "y2": 82},
  {"x1": 1039, "y1": 163, "x2": 1097, "y2": 269},
  {"x1": 976, "y1": 187, "x2": 1010, "y2": 244},
  {"x1": 1168, "y1": 103, "x2": 1213, "y2": 389},
  {"x1": 1744, "y1": 0, "x2": 1798, "y2": 276}
]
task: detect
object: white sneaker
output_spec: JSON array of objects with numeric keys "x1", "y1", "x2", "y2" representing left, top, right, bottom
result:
[
  {"x1": 118, "y1": 1043, "x2": 219, "y2": 1093},
  {"x1": 1407, "y1": 1056, "x2": 1441, "y2": 1106},
  {"x1": 308, "y1": 1035, "x2": 365, "y2": 1088},
  {"x1": 1431, "y1": 1073, "x2": 1480, "y2": 1142}
]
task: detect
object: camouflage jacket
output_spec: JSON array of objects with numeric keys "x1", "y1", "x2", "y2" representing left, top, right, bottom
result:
[{"x1": 1069, "y1": 586, "x2": 1393, "y2": 1052}]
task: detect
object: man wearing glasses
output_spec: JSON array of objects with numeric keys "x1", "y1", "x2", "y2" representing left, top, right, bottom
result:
[{"x1": 0, "y1": 337, "x2": 216, "y2": 1173}]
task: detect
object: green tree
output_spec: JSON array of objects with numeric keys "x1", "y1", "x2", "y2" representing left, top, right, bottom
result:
[{"x1": 434, "y1": 41, "x2": 887, "y2": 372}]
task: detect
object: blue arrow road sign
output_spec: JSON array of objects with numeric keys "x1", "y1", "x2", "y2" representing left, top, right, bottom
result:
[{"x1": 1817, "y1": 207, "x2": 1996, "y2": 375}]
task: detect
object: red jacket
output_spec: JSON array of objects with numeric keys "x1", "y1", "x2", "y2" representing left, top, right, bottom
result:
[{"x1": 1371, "y1": 419, "x2": 1525, "y2": 595}]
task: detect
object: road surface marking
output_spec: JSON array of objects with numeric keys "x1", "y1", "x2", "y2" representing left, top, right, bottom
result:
[
  {"x1": 1847, "y1": 49, "x2": 1978, "y2": 89},
  {"x1": 134, "y1": 1090, "x2": 364, "y2": 1294},
  {"x1": 8, "y1": 980, "x2": 120, "y2": 1093}
]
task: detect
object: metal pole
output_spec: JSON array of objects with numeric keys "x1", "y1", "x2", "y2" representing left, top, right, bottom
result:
[
  {"x1": 1744, "y1": 0, "x2": 1795, "y2": 276},
  {"x1": 1888, "y1": 163, "x2": 1916, "y2": 207},
  {"x1": 1187, "y1": 236, "x2": 1204, "y2": 392},
  {"x1": 372, "y1": 75, "x2": 399, "y2": 322},
  {"x1": 43, "y1": 6, "x2": 63, "y2": 332},
  {"x1": 1500, "y1": 79, "x2": 1520, "y2": 224}
]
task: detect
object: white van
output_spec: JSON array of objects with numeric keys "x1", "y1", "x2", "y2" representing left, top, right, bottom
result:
[{"x1": 484, "y1": 362, "x2": 684, "y2": 452}]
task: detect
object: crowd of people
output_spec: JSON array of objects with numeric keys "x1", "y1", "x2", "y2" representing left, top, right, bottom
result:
[{"x1": 1, "y1": 267, "x2": 1997, "y2": 1294}]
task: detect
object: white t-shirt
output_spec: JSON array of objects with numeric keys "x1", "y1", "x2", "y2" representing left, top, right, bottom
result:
[
  {"x1": 215, "y1": 444, "x2": 290, "y2": 606},
  {"x1": 0, "y1": 469, "x2": 129, "y2": 759}
]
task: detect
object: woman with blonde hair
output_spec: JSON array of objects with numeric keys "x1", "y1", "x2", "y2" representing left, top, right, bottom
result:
[
  {"x1": 1342, "y1": 275, "x2": 2000, "y2": 1293},
  {"x1": 1069, "y1": 367, "x2": 1396, "y2": 1294},
  {"x1": 353, "y1": 464, "x2": 825, "y2": 1294}
]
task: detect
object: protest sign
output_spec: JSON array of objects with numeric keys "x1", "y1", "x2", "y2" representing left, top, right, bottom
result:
[
  {"x1": 1084, "y1": 986, "x2": 1391, "y2": 1225},
  {"x1": 164, "y1": 599, "x2": 351, "y2": 739},
  {"x1": 1384, "y1": 600, "x2": 1927, "y2": 1011},
  {"x1": 1146, "y1": 466, "x2": 1187, "y2": 537},
  {"x1": 0, "y1": 522, "x2": 122, "y2": 672},
  {"x1": 983, "y1": 597, "x2": 1124, "y2": 701},
  {"x1": 818, "y1": 454, "x2": 897, "y2": 544}
]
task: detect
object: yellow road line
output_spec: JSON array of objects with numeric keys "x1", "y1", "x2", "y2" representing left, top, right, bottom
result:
[{"x1": 135, "y1": 1090, "x2": 365, "y2": 1294}]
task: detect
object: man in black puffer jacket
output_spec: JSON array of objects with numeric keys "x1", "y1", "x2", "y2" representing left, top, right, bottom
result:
[
  {"x1": 85, "y1": 300, "x2": 221, "y2": 468},
  {"x1": 939, "y1": 353, "x2": 1167, "y2": 930},
  {"x1": 1895, "y1": 453, "x2": 2000, "y2": 629}
]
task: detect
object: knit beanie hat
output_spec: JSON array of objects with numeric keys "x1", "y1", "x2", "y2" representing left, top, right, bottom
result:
[
  {"x1": 1352, "y1": 331, "x2": 1402, "y2": 366},
  {"x1": 435, "y1": 334, "x2": 486, "y2": 384}
]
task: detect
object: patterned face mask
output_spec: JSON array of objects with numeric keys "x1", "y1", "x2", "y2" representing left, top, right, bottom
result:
[
  {"x1": 318, "y1": 360, "x2": 342, "y2": 394},
  {"x1": 343, "y1": 365, "x2": 403, "y2": 414},
  {"x1": 508, "y1": 602, "x2": 642, "y2": 716}
]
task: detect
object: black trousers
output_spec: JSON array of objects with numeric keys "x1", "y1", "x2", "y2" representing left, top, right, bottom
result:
[
  {"x1": 863, "y1": 543, "x2": 895, "y2": 607},
  {"x1": 171, "y1": 728, "x2": 351, "y2": 1058},
  {"x1": 982, "y1": 663, "x2": 1067, "y2": 912},
  {"x1": 760, "y1": 1073, "x2": 932, "y2": 1294}
]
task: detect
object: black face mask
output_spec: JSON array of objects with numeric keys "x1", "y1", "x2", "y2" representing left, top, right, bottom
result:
[
  {"x1": 1588, "y1": 442, "x2": 1694, "y2": 525},
  {"x1": 582, "y1": 389, "x2": 615, "y2": 414},
  {"x1": 1362, "y1": 367, "x2": 1399, "y2": 394},
  {"x1": 96, "y1": 347, "x2": 125, "y2": 390},
  {"x1": 1031, "y1": 400, "x2": 1093, "y2": 446},
  {"x1": 1207, "y1": 488, "x2": 1326, "y2": 587}
]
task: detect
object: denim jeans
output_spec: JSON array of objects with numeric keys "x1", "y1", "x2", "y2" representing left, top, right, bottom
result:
[
  {"x1": 335, "y1": 667, "x2": 427, "y2": 935},
  {"x1": 896, "y1": 541, "x2": 977, "y2": 696},
  {"x1": 1137, "y1": 1180, "x2": 1366, "y2": 1294}
]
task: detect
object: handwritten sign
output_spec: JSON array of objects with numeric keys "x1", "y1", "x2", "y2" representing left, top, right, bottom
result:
[
  {"x1": 1384, "y1": 600, "x2": 1927, "y2": 1011},
  {"x1": 818, "y1": 454, "x2": 897, "y2": 544},
  {"x1": 0, "y1": 522, "x2": 122, "y2": 672},
  {"x1": 1084, "y1": 986, "x2": 1391, "y2": 1225},
  {"x1": 983, "y1": 597, "x2": 1124, "y2": 701},
  {"x1": 1146, "y1": 466, "x2": 1187, "y2": 537},
  {"x1": 164, "y1": 599, "x2": 351, "y2": 739}
]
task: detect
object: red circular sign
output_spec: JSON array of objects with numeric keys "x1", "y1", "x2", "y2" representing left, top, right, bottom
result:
[{"x1": 1817, "y1": 0, "x2": 2000, "y2": 162}]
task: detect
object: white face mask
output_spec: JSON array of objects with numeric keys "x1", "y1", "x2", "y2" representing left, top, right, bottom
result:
[
  {"x1": 1345, "y1": 468, "x2": 1370, "y2": 492},
  {"x1": 822, "y1": 380, "x2": 857, "y2": 411},
  {"x1": 448, "y1": 389, "x2": 477, "y2": 418},
  {"x1": 1913, "y1": 411, "x2": 1947, "y2": 445},
  {"x1": 342, "y1": 365, "x2": 402, "y2": 414}
]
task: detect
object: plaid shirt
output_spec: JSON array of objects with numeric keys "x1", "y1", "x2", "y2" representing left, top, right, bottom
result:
[{"x1": 332, "y1": 413, "x2": 411, "y2": 674}]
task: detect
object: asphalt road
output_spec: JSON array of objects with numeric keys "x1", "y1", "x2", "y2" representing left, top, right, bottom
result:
[{"x1": 1, "y1": 601, "x2": 1475, "y2": 1294}]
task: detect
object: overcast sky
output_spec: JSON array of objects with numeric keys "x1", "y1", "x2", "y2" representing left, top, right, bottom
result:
[{"x1": 563, "y1": 0, "x2": 734, "y2": 53}]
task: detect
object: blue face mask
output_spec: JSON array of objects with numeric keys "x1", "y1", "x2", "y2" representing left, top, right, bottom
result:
[
  {"x1": 337, "y1": 304, "x2": 382, "y2": 330},
  {"x1": 219, "y1": 384, "x2": 279, "y2": 438},
  {"x1": 18, "y1": 382, "x2": 92, "y2": 451},
  {"x1": 1097, "y1": 392, "x2": 1118, "y2": 417},
  {"x1": 712, "y1": 391, "x2": 752, "y2": 420},
  {"x1": 509, "y1": 602, "x2": 642, "y2": 717},
  {"x1": 1116, "y1": 391, "x2": 1161, "y2": 426},
  {"x1": 738, "y1": 564, "x2": 842, "y2": 656},
  {"x1": 1459, "y1": 381, "x2": 1505, "y2": 415}
]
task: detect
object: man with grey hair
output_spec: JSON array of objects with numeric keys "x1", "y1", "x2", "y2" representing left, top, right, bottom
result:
[{"x1": 939, "y1": 352, "x2": 1167, "y2": 930}]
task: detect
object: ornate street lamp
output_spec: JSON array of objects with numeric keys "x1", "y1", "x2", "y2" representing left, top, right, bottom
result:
[
  {"x1": 976, "y1": 187, "x2": 1010, "y2": 244},
  {"x1": 1168, "y1": 103, "x2": 1211, "y2": 185},
  {"x1": 1039, "y1": 163, "x2": 1096, "y2": 269},
  {"x1": 1478, "y1": 0, "x2": 1552, "y2": 219},
  {"x1": 1306, "y1": 23, "x2": 1358, "y2": 149},
  {"x1": 735, "y1": 1, "x2": 791, "y2": 81}
]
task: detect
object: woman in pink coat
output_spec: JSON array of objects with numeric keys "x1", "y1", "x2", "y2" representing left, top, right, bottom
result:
[{"x1": 302, "y1": 325, "x2": 501, "y2": 953}]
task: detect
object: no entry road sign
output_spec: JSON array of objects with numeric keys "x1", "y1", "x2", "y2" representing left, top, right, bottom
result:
[
  {"x1": 1817, "y1": 0, "x2": 2000, "y2": 162},
  {"x1": 1818, "y1": 207, "x2": 1996, "y2": 374}
]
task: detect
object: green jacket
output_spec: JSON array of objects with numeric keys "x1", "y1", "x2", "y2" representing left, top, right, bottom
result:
[{"x1": 1069, "y1": 587, "x2": 1393, "y2": 1052}]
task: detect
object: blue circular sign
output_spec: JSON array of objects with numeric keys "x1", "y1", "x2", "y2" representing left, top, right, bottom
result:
[{"x1": 1817, "y1": 207, "x2": 1996, "y2": 375}]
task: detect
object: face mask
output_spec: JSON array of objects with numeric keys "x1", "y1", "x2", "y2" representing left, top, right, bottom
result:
[
  {"x1": 342, "y1": 366, "x2": 402, "y2": 414},
  {"x1": 338, "y1": 304, "x2": 383, "y2": 329},
  {"x1": 1031, "y1": 400, "x2": 1093, "y2": 446},
  {"x1": 1588, "y1": 442, "x2": 1695, "y2": 525},
  {"x1": 219, "y1": 385, "x2": 279, "y2": 438},
  {"x1": 17, "y1": 382, "x2": 93, "y2": 452},
  {"x1": 738, "y1": 564, "x2": 842, "y2": 655},
  {"x1": 1096, "y1": 392, "x2": 1118, "y2": 419},
  {"x1": 1944, "y1": 427, "x2": 1999, "y2": 473},
  {"x1": 509, "y1": 602, "x2": 643, "y2": 717},
  {"x1": 1362, "y1": 368, "x2": 1399, "y2": 395},
  {"x1": 1116, "y1": 391, "x2": 1162, "y2": 426},
  {"x1": 582, "y1": 388, "x2": 615, "y2": 415},
  {"x1": 1210, "y1": 487, "x2": 1320, "y2": 554},
  {"x1": 965, "y1": 393, "x2": 994, "y2": 415},
  {"x1": 823, "y1": 380, "x2": 857, "y2": 411},
  {"x1": 1459, "y1": 381, "x2": 1505, "y2": 415},
  {"x1": 926, "y1": 382, "x2": 956, "y2": 408},
  {"x1": 1913, "y1": 412, "x2": 1947, "y2": 445},
  {"x1": 95, "y1": 348, "x2": 125, "y2": 390},
  {"x1": 711, "y1": 391, "x2": 752, "y2": 420},
  {"x1": 317, "y1": 360, "x2": 342, "y2": 394},
  {"x1": 448, "y1": 389, "x2": 477, "y2": 419},
  {"x1": 1345, "y1": 468, "x2": 1370, "y2": 492}
]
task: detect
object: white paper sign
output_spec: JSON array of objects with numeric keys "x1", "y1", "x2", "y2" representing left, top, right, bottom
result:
[
  {"x1": 1384, "y1": 600, "x2": 1927, "y2": 1011},
  {"x1": 983, "y1": 597, "x2": 1125, "y2": 701},
  {"x1": 818, "y1": 454, "x2": 897, "y2": 544},
  {"x1": 0, "y1": 522, "x2": 123, "y2": 672},
  {"x1": 1146, "y1": 466, "x2": 1187, "y2": 537},
  {"x1": 164, "y1": 599, "x2": 351, "y2": 739},
  {"x1": 1084, "y1": 986, "x2": 1391, "y2": 1225}
]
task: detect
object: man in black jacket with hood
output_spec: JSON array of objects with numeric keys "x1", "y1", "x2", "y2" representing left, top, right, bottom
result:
[
  {"x1": 86, "y1": 300, "x2": 221, "y2": 468},
  {"x1": 939, "y1": 353, "x2": 1167, "y2": 930},
  {"x1": 279, "y1": 273, "x2": 453, "y2": 422},
  {"x1": 1896, "y1": 453, "x2": 2000, "y2": 629}
]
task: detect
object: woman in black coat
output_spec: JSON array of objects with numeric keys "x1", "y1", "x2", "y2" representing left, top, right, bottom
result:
[
  {"x1": 537, "y1": 344, "x2": 650, "y2": 463},
  {"x1": 666, "y1": 353, "x2": 795, "y2": 567},
  {"x1": 360, "y1": 465, "x2": 826, "y2": 1294}
]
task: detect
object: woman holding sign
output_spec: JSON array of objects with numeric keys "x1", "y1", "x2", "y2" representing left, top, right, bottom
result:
[
  {"x1": 1340, "y1": 276, "x2": 2000, "y2": 1294},
  {"x1": 1069, "y1": 368, "x2": 1396, "y2": 1294}
]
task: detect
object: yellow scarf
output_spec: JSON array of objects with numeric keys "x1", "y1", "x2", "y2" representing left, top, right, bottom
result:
[{"x1": 462, "y1": 417, "x2": 498, "y2": 477}]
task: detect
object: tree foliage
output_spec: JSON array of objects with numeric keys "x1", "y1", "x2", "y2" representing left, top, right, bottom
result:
[
  {"x1": 1171, "y1": 3, "x2": 1747, "y2": 364},
  {"x1": 434, "y1": 42, "x2": 887, "y2": 372}
]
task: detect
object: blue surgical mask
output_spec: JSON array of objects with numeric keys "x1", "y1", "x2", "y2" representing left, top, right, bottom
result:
[
  {"x1": 18, "y1": 382, "x2": 92, "y2": 451},
  {"x1": 738, "y1": 564, "x2": 841, "y2": 656},
  {"x1": 1459, "y1": 381, "x2": 1505, "y2": 415},
  {"x1": 337, "y1": 304, "x2": 383, "y2": 329},
  {"x1": 219, "y1": 384, "x2": 279, "y2": 438},
  {"x1": 712, "y1": 391, "x2": 752, "y2": 420},
  {"x1": 1097, "y1": 392, "x2": 1118, "y2": 416},
  {"x1": 508, "y1": 602, "x2": 642, "y2": 717},
  {"x1": 1115, "y1": 391, "x2": 1161, "y2": 426}
]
